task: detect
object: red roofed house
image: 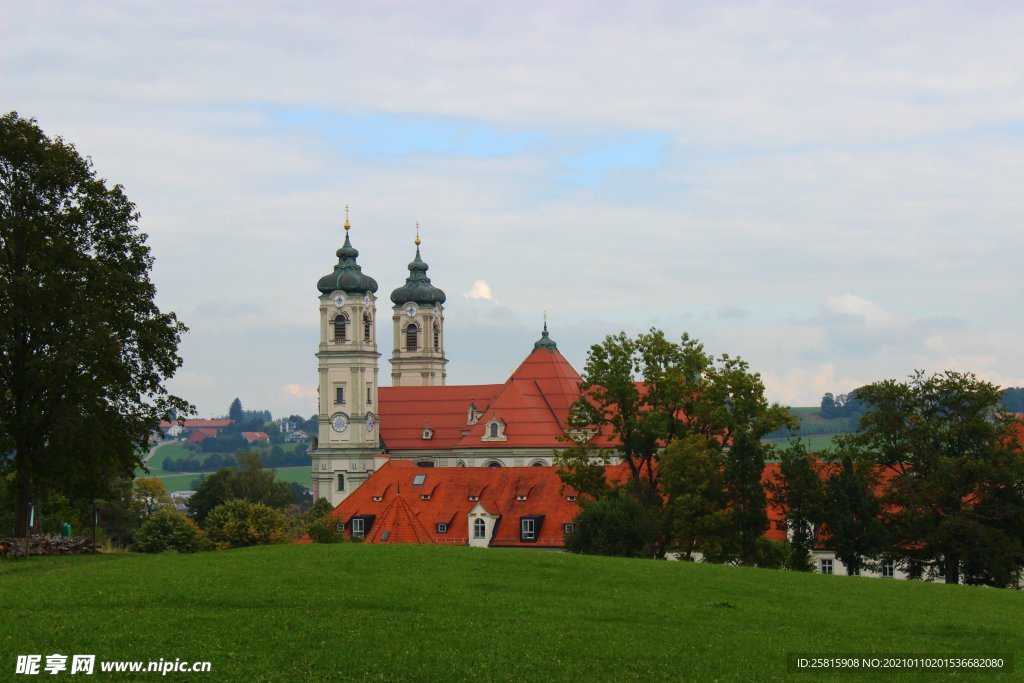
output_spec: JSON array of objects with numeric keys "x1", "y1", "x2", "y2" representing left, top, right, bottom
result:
[
  {"x1": 242, "y1": 431, "x2": 270, "y2": 444},
  {"x1": 331, "y1": 460, "x2": 582, "y2": 547},
  {"x1": 310, "y1": 218, "x2": 614, "y2": 505},
  {"x1": 187, "y1": 427, "x2": 220, "y2": 444},
  {"x1": 160, "y1": 418, "x2": 232, "y2": 438}
]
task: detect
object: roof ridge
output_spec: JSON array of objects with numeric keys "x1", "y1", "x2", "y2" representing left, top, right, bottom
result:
[{"x1": 534, "y1": 379, "x2": 563, "y2": 430}]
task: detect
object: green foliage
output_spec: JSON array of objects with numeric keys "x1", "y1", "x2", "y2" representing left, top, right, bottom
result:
[
  {"x1": 228, "y1": 397, "x2": 243, "y2": 423},
  {"x1": 661, "y1": 436, "x2": 731, "y2": 561},
  {"x1": 821, "y1": 454, "x2": 888, "y2": 576},
  {"x1": 0, "y1": 112, "x2": 192, "y2": 536},
  {"x1": 204, "y1": 499, "x2": 287, "y2": 549},
  {"x1": 133, "y1": 477, "x2": 172, "y2": 518},
  {"x1": 565, "y1": 492, "x2": 658, "y2": 557},
  {"x1": 186, "y1": 452, "x2": 293, "y2": 525},
  {"x1": 839, "y1": 371, "x2": 1024, "y2": 586},
  {"x1": 306, "y1": 511, "x2": 344, "y2": 544},
  {"x1": 767, "y1": 441, "x2": 826, "y2": 571},
  {"x1": 132, "y1": 508, "x2": 203, "y2": 553},
  {"x1": 1001, "y1": 387, "x2": 1024, "y2": 413}
]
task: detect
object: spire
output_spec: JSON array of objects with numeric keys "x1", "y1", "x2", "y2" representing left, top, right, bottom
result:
[
  {"x1": 533, "y1": 315, "x2": 557, "y2": 350},
  {"x1": 344, "y1": 204, "x2": 350, "y2": 232}
]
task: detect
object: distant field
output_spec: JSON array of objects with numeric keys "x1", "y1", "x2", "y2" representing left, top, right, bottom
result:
[
  {"x1": 142, "y1": 442, "x2": 191, "y2": 472},
  {"x1": 764, "y1": 433, "x2": 842, "y2": 453},
  {"x1": 2, "y1": 545, "x2": 1020, "y2": 680}
]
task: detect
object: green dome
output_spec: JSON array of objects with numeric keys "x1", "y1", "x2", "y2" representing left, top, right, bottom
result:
[
  {"x1": 390, "y1": 246, "x2": 446, "y2": 306},
  {"x1": 317, "y1": 232, "x2": 379, "y2": 296},
  {"x1": 533, "y1": 322, "x2": 557, "y2": 350}
]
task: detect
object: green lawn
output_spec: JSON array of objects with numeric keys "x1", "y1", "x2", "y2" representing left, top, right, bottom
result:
[
  {"x1": 1, "y1": 545, "x2": 1019, "y2": 680},
  {"x1": 764, "y1": 433, "x2": 842, "y2": 453}
]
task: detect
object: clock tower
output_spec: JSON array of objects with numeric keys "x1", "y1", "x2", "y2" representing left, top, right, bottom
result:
[
  {"x1": 312, "y1": 210, "x2": 381, "y2": 504},
  {"x1": 389, "y1": 227, "x2": 448, "y2": 386}
]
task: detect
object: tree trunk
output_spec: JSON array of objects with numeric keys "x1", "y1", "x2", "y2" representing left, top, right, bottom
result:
[
  {"x1": 945, "y1": 551, "x2": 959, "y2": 585},
  {"x1": 13, "y1": 450, "x2": 33, "y2": 538}
]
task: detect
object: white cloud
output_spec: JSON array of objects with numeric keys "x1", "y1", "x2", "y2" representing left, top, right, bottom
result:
[
  {"x1": 281, "y1": 383, "x2": 317, "y2": 399},
  {"x1": 464, "y1": 280, "x2": 494, "y2": 301}
]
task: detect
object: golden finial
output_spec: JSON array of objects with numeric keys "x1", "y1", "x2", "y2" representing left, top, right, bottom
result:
[
  {"x1": 344, "y1": 205, "x2": 350, "y2": 231},
  {"x1": 415, "y1": 221, "x2": 421, "y2": 246}
]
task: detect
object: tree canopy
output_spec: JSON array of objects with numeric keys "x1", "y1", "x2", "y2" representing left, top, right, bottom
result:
[{"x1": 0, "y1": 112, "x2": 191, "y2": 535}]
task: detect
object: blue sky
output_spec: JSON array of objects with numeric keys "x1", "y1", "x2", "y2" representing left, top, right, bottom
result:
[{"x1": 3, "y1": 1, "x2": 1023, "y2": 417}]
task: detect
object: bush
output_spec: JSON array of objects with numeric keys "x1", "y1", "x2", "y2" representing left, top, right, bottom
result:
[
  {"x1": 133, "y1": 509, "x2": 204, "y2": 553},
  {"x1": 307, "y1": 513, "x2": 345, "y2": 543},
  {"x1": 565, "y1": 492, "x2": 658, "y2": 558},
  {"x1": 205, "y1": 499, "x2": 287, "y2": 549}
]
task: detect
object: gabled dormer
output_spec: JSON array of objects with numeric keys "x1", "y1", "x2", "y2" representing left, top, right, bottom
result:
[{"x1": 481, "y1": 416, "x2": 507, "y2": 442}]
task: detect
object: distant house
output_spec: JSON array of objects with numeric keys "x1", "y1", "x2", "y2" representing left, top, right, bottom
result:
[
  {"x1": 286, "y1": 429, "x2": 309, "y2": 443},
  {"x1": 187, "y1": 427, "x2": 220, "y2": 444},
  {"x1": 242, "y1": 431, "x2": 270, "y2": 444}
]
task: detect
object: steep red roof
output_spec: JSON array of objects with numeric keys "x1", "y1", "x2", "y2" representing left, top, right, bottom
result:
[
  {"x1": 378, "y1": 346, "x2": 586, "y2": 452},
  {"x1": 331, "y1": 460, "x2": 581, "y2": 547},
  {"x1": 187, "y1": 427, "x2": 219, "y2": 444}
]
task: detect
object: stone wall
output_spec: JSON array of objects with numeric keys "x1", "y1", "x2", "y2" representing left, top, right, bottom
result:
[{"x1": 0, "y1": 536, "x2": 96, "y2": 559}]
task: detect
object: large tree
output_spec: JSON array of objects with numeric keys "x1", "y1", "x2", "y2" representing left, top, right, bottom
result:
[
  {"x1": 0, "y1": 112, "x2": 191, "y2": 536},
  {"x1": 560, "y1": 329, "x2": 793, "y2": 511},
  {"x1": 839, "y1": 371, "x2": 1024, "y2": 586}
]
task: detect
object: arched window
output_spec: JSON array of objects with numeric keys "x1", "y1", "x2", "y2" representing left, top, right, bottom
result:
[
  {"x1": 433, "y1": 322, "x2": 440, "y2": 350},
  {"x1": 405, "y1": 323, "x2": 418, "y2": 351},
  {"x1": 489, "y1": 422, "x2": 499, "y2": 438},
  {"x1": 473, "y1": 518, "x2": 486, "y2": 539},
  {"x1": 486, "y1": 460, "x2": 502, "y2": 468},
  {"x1": 339, "y1": 314, "x2": 350, "y2": 342},
  {"x1": 362, "y1": 313, "x2": 372, "y2": 342}
]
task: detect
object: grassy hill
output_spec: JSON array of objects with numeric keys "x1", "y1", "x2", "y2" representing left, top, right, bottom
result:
[{"x1": 2, "y1": 545, "x2": 1019, "y2": 680}]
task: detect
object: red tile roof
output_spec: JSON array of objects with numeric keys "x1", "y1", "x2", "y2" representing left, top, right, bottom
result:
[
  {"x1": 331, "y1": 460, "x2": 582, "y2": 547},
  {"x1": 242, "y1": 431, "x2": 270, "y2": 442},
  {"x1": 187, "y1": 427, "x2": 219, "y2": 444},
  {"x1": 378, "y1": 347, "x2": 587, "y2": 451},
  {"x1": 160, "y1": 419, "x2": 232, "y2": 429}
]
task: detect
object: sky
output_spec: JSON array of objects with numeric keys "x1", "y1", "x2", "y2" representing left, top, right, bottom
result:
[{"x1": 3, "y1": 1, "x2": 1023, "y2": 418}]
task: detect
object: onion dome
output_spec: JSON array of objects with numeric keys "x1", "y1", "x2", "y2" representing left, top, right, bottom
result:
[
  {"x1": 533, "y1": 319, "x2": 557, "y2": 350},
  {"x1": 389, "y1": 227, "x2": 447, "y2": 306},
  {"x1": 317, "y1": 210, "x2": 379, "y2": 296}
]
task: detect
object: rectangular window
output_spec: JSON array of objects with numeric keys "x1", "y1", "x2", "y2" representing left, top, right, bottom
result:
[
  {"x1": 335, "y1": 386, "x2": 345, "y2": 404},
  {"x1": 351, "y1": 518, "x2": 365, "y2": 539},
  {"x1": 566, "y1": 496, "x2": 577, "y2": 502},
  {"x1": 337, "y1": 474, "x2": 345, "y2": 492},
  {"x1": 848, "y1": 565, "x2": 860, "y2": 577},
  {"x1": 473, "y1": 518, "x2": 486, "y2": 539},
  {"x1": 367, "y1": 385, "x2": 372, "y2": 404},
  {"x1": 413, "y1": 474, "x2": 426, "y2": 486},
  {"x1": 521, "y1": 518, "x2": 535, "y2": 541},
  {"x1": 563, "y1": 524, "x2": 574, "y2": 534},
  {"x1": 436, "y1": 523, "x2": 448, "y2": 534},
  {"x1": 381, "y1": 530, "x2": 390, "y2": 542},
  {"x1": 882, "y1": 561, "x2": 895, "y2": 579},
  {"x1": 819, "y1": 558, "x2": 833, "y2": 575}
]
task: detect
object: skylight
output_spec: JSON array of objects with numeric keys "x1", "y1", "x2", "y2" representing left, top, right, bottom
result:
[
  {"x1": 413, "y1": 474, "x2": 426, "y2": 486},
  {"x1": 381, "y1": 531, "x2": 390, "y2": 541}
]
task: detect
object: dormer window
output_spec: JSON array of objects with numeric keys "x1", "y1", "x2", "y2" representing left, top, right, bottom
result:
[
  {"x1": 421, "y1": 494, "x2": 431, "y2": 501},
  {"x1": 422, "y1": 427, "x2": 433, "y2": 440},
  {"x1": 482, "y1": 417, "x2": 507, "y2": 442},
  {"x1": 466, "y1": 402, "x2": 479, "y2": 426},
  {"x1": 566, "y1": 495, "x2": 577, "y2": 502},
  {"x1": 334, "y1": 314, "x2": 348, "y2": 343},
  {"x1": 436, "y1": 523, "x2": 448, "y2": 534},
  {"x1": 516, "y1": 495, "x2": 527, "y2": 501},
  {"x1": 405, "y1": 323, "x2": 418, "y2": 351},
  {"x1": 469, "y1": 495, "x2": 479, "y2": 502},
  {"x1": 372, "y1": 496, "x2": 383, "y2": 502}
]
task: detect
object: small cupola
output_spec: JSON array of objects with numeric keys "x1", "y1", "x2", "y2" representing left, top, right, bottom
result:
[{"x1": 533, "y1": 317, "x2": 557, "y2": 351}]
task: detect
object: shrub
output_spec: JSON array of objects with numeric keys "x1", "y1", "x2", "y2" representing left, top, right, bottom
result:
[
  {"x1": 307, "y1": 513, "x2": 345, "y2": 544},
  {"x1": 205, "y1": 499, "x2": 286, "y2": 549},
  {"x1": 565, "y1": 492, "x2": 658, "y2": 558},
  {"x1": 133, "y1": 509, "x2": 204, "y2": 553}
]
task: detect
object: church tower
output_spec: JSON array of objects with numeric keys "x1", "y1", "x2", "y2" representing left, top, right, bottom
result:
[
  {"x1": 312, "y1": 210, "x2": 381, "y2": 504},
  {"x1": 389, "y1": 227, "x2": 448, "y2": 386}
]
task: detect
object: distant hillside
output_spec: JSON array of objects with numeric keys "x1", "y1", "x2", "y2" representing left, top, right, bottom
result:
[
  {"x1": 763, "y1": 407, "x2": 858, "y2": 442},
  {"x1": 2, "y1": 545, "x2": 1020, "y2": 679}
]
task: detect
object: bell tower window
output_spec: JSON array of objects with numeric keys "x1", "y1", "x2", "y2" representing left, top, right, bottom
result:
[
  {"x1": 405, "y1": 323, "x2": 418, "y2": 351},
  {"x1": 433, "y1": 322, "x2": 440, "y2": 349},
  {"x1": 363, "y1": 313, "x2": 372, "y2": 342},
  {"x1": 334, "y1": 314, "x2": 348, "y2": 343}
]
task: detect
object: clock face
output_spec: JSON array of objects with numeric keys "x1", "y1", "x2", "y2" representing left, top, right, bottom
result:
[
  {"x1": 330, "y1": 414, "x2": 349, "y2": 433},
  {"x1": 405, "y1": 303, "x2": 417, "y2": 318},
  {"x1": 363, "y1": 293, "x2": 371, "y2": 307},
  {"x1": 366, "y1": 413, "x2": 375, "y2": 432},
  {"x1": 333, "y1": 294, "x2": 346, "y2": 308}
]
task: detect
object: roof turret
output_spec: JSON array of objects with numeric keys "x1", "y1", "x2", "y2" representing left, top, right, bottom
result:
[
  {"x1": 390, "y1": 225, "x2": 447, "y2": 306},
  {"x1": 533, "y1": 318, "x2": 557, "y2": 351},
  {"x1": 317, "y1": 208, "x2": 379, "y2": 296}
]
